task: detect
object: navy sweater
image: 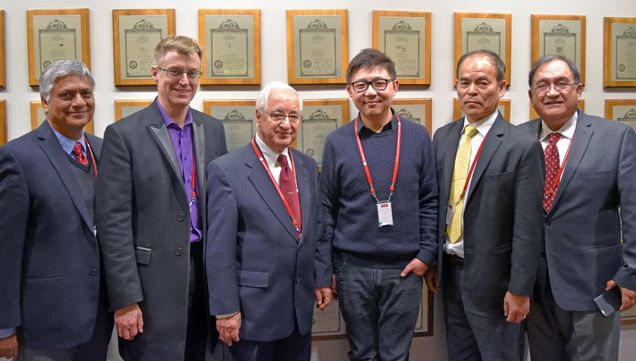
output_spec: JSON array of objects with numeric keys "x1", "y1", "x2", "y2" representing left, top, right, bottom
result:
[{"x1": 320, "y1": 114, "x2": 438, "y2": 268}]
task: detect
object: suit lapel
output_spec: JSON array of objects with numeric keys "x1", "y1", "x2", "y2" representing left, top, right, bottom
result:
[
  {"x1": 466, "y1": 115, "x2": 505, "y2": 203},
  {"x1": 442, "y1": 121, "x2": 463, "y2": 205},
  {"x1": 292, "y1": 149, "x2": 310, "y2": 245},
  {"x1": 192, "y1": 115, "x2": 207, "y2": 225},
  {"x1": 37, "y1": 122, "x2": 94, "y2": 234}
]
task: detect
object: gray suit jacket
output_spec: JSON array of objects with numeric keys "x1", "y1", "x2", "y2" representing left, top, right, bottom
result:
[
  {"x1": 518, "y1": 111, "x2": 636, "y2": 311},
  {"x1": 206, "y1": 145, "x2": 331, "y2": 342},
  {"x1": 433, "y1": 114, "x2": 544, "y2": 312},
  {"x1": 95, "y1": 102, "x2": 227, "y2": 360}
]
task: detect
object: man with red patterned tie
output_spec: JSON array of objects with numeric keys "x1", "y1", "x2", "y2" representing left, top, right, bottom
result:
[
  {"x1": 206, "y1": 81, "x2": 333, "y2": 361},
  {"x1": 0, "y1": 60, "x2": 112, "y2": 361},
  {"x1": 519, "y1": 55, "x2": 636, "y2": 361}
]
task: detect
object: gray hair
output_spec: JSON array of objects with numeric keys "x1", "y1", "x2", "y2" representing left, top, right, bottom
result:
[
  {"x1": 456, "y1": 49, "x2": 506, "y2": 82},
  {"x1": 256, "y1": 81, "x2": 303, "y2": 112},
  {"x1": 39, "y1": 60, "x2": 94, "y2": 102},
  {"x1": 528, "y1": 55, "x2": 581, "y2": 88}
]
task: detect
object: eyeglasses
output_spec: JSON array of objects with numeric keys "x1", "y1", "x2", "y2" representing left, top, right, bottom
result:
[
  {"x1": 350, "y1": 78, "x2": 392, "y2": 93},
  {"x1": 156, "y1": 66, "x2": 202, "y2": 80},
  {"x1": 532, "y1": 82, "x2": 578, "y2": 94},
  {"x1": 264, "y1": 111, "x2": 301, "y2": 124}
]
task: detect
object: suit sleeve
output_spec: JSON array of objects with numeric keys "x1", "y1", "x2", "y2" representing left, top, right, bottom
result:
[
  {"x1": 0, "y1": 148, "x2": 29, "y2": 328},
  {"x1": 508, "y1": 140, "x2": 544, "y2": 296},
  {"x1": 417, "y1": 131, "x2": 439, "y2": 265},
  {"x1": 311, "y1": 161, "x2": 332, "y2": 288},
  {"x1": 318, "y1": 137, "x2": 338, "y2": 270},
  {"x1": 613, "y1": 126, "x2": 636, "y2": 290},
  {"x1": 206, "y1": 160, "x2": 241, "y2": 315},
  {"x1": 95, "y1": 125, "x2": 144, "y2": 311}
]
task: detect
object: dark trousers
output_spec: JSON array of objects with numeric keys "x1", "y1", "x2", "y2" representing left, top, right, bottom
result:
[
  {"x1": 185, "y1": 241, "x2": 215, "y2": 361},
  {"x1": 226, "y1": 328, "x2": 311, "y2": 361}
]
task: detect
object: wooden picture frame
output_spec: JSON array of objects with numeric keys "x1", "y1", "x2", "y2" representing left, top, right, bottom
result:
[
  {"x1": 0, "y1": 10, "x2": 6, "y2": 88},
  {"x1": 605, "y1": 99, "x2": 636, "y2": 130},
  {"x1": 203, "y1": 99, "x2": 256, "y2": 152},
  {"x1": 27, "y1": 9, "x2": 91, "y2": 87},
  {"x1": 0, "y1": 100, "x2": 6, "y2": 145},
  {"x1": 392, "y1": 98, "x2": 433, "y2": 135},
  {"x1": 530, "y1": 99, "x2": 585, "y2": 119},
  {"x1": 531, "y1": 14, "x2": 586, "y2": 85},
  {"x1": 31, "y1": 100, "x2": 94, "y2": 134},
  {"x1": 112, "y1": 9, "x2": 175, "y2": 86},
  {"x1": 453, "y1": 98, "x2": 510, "y2": 121},
  {"x1": 198, "y1": 9, "x2": 261, "y2": 85},
  {"x1": 454, "y1": 12, "x2": 511, "y2": 85},
  {"x1": 286, "y1": 9, "x2": 348, "y2": 85},
  {"x1": 414, "y1": 286, "x2": 434, "y2": 337},
  {"x1": 299, "y1": 99, "x2": 348, "y2": 166},
  {"x1": 114, "y1": 100, "x2": 152, "y2": 121},
  {"x1": 603, "y1": 17, "x2": 636, "y2": 88},
  {"x1": 372, "y1": 10, "x2": 431, "y2": 86}
]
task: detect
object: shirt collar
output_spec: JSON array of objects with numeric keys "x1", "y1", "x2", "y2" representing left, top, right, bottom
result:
[
  {"x1": 540, "y1": 111, "x2": 578, "y2": 142},
  {"x1": 156, "y1": 98, "x2": 193, "y2": 128},
  {"x1": 356, "y1": 109, "x2": 397, "y2": 134},
  {"x1": 50, "y1": 124, "x2": 86, "y2": 156},
  {"x1": 255, "y1": 134, "x2": 291, "y2": 169},
  {"x1": 462, "y1": 110, "x2": 498, "y2": 137}
]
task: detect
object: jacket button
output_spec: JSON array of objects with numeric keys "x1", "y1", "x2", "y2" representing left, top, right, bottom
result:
[
  {"x1": 296, "y1": 276, "x2": 302, "y2": 283},
  {"x1": 90, "y1": 269, "x2": 97, "y2": 276},
  {"x1": 175, "y1": 247, "x2": 183, "y2": 256},
  {"x1": 545, "y1": 221, "x2": 551, "y2": 226},
  {"x1": 177, "y1": 214, "x2": 185, "y2": 222}
]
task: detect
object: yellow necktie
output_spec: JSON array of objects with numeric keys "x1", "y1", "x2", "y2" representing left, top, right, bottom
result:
[{"x1": 447, "y1": 124, "x2": 478, "y2": 243}]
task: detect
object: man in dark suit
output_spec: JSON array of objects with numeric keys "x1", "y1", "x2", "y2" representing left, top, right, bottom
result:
[
  {"x1": 0, "y1": 60, "x2": 112, "y2": 361},
  {"x1": 95, "y1": 36, "x2": 227, "y2": 361},
  {"x1": 427, "y1": 50, "x2": 544, "y2": 361},
  {"x1": 519, "y1": 55, "x2": 636, "y2": 361},
  {"x1": 206, "y1": 81, "x2": 332, "y2": 361}
]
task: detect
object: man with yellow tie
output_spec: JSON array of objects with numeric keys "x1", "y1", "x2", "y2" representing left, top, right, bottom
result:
[{"x1": 426, "y1": 49, "x2": 544, "y2": 361}]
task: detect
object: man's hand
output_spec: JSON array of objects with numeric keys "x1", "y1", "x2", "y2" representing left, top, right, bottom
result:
[
  {"x1": 115, "y1": 303, "x2": 144, "y2": 341},
  {"x1": 0, "y1": 334, "x2": 18, "y2": 361},
  {"x1": 400, "y1": 258, "x2": 429, "y2": 277},
  {"x1": 503, "y1": 292, "x2": 529, "y2": 323},
  {"x1": 424, "y1": 265, "x2": 440, "y2": 294},
  {"x1": 315, "y1": 287, "x2": 333, "y2": 310},
  {"x1": 606, "y1": 280, "x2": 636, "y2": 311},
  {"x1": 216, "y1": 312, "x2": 241, "y2": 347}
]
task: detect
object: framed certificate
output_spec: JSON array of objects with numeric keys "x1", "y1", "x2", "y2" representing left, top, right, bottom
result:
[
  {"x1": 531, "y1": 15, "x2": 586, "y2": 85},
  {"x1": 604, "y1": 17, "x2": 636, "y2": 88},
  {"x1": 286, "y1": 9, "x2": 348, "y2": 85},
  {"x1": 0, "y1": 100, "x2": 6, "y2": 145},
  {"x1": 31, "y1": 100, "x2": 94, "y2": 134},
  {"x1": 530, "y1": 99, "x2": 584, "y2": 119},
  {"x1": 27, "y1": 9, "x2": 91, "y2": 87},
  {"x1": 113, "y1": 9, "x2": 175, "y2": 86},
  {"x1": 312, "y1": 298, "x2": 347, "y2": 340},
  {"x1": 454, "y1": 13, "x2": 511, "y2": 85},
  {"x1": 393, "y1": 98, "x2": 433, "y2": 135},
  {"x1": 203, "y1": 100, "x2": 256, "y2": 151},
  {"x1": 372, "y1": 11, "x2": 431, "y2": 86},
  {"x1": 414, "y1": 285, "x2": 434, "y2": 337},
  {"x1": 114, "y1": 100, "x2": 152, "y2": 121},
  {"x1": 298, "y1": 99, "x2": 348, "y2": 166},
  {"x1": 605, "y1": 99, "x2": 636, "y2": 130},
  {"x1": 198, "y1": 9, "x2": 261, "y2": 85},
  {"x1": 453, "y1": 98, "x2": 510, "y2": 121},
  {"x1": 0, "y1": 10, "x2": 5, "y2": 88}
]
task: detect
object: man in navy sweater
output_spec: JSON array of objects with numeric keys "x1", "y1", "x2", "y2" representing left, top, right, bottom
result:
[{"x1": 320, "y1": 48, "x2": 438, "y2": 361}]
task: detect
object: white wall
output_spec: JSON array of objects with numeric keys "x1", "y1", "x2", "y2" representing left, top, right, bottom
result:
[{"x1": 1, "y1": 1, "x2": 635, "y2": 360}]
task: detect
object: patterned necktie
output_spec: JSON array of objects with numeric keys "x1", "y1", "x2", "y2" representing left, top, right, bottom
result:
[
  {"x1": 543, "y1": 132, "x2": 561, "y2": 212},
  {"x1": 72, "y1": 142, "x2": 88, "y2": 166},
  {"x1": 447, "y1": 124, "x2": 478, "y2": 243},
  {"x1": 277, "y1": 154, "x2": 302, "y2": 232}
]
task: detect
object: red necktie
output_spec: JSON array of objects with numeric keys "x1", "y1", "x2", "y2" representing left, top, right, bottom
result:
[
  {"x1": 543, "y1": 133, "x2": 561, "y2": 212},
  {"x1": 278, "y1": 154, "x2": 302, "y2": 232},
  {"x1": 72, "y1": 142, "x2": 88, "y2": 166}
]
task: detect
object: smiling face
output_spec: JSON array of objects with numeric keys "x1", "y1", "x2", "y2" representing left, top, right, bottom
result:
[
  {"x1": 529, "y1": 59, "x2": 582, "y2": 130},
  {"x1": 42, "y1": 75, "x2": 94, "y2": 140},
  {"x1": 256, "y1": 89, "x2": 301, "y2": 153},
  {"x1": 152, "y1": 50, "x2": 201, "y2": 113},
  {"x1": 346, "y1": 66, "x2": 398, "y2": 123},
  {"x1": 456, "y1": 55, "x2": 507, "y2": 123}
]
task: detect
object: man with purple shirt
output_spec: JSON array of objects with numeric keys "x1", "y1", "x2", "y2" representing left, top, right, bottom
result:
[{"x1": 95, "y1": 35, "x2": 227, "y2": 361}]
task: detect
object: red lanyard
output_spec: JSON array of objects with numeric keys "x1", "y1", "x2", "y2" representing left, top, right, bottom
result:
[
  {"x1": 452, "y1": 127, "x2": 490, "y2": 205},
  {"x1": 190, "y1": 156, "x2": 197, "y2": 205},
  {"x1": 85, "y1": 139, "x2": 98, "y2": 179},
  {"x1": 354, "y1": 115, "x2": 402, "y2": 202},
  {"x1": 251, "y1": 138, "x2": 301, "y2": 238}
]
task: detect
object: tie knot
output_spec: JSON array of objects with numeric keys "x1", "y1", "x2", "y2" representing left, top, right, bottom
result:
[
  {"x1": 72, "y1": 142, "x2": 84, "y2": 156},
  {"x1": 548, "y1": 132, "x2": 561, "y2": 145},
  {"x1": 464, "y1": 124, "x2": 478, "y2": 139},
  {"x1": 277, "y1": 154, "x2": 289, "y2": 169}
]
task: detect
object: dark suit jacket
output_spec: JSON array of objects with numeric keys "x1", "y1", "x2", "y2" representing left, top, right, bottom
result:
[
  {"x1": 0, "y1": 122, "x2": 103, "y2": 348},
  {"x1": 518, "y1": 111, "x2": 636, "y2": 311},
  {"x1": 433, "y1": 114, "x2": 544, "y2": 312},
  {"x1": 206, "y1": 145, "x2": 331, "y2": 342},
  {"x1": 95, "y1": 102, "x2": 227, "y2": 360}
]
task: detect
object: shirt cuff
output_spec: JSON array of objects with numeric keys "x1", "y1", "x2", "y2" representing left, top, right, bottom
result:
[
  {"x1": 215, "y1": 311, "x2": 240, "y2": 319},
  {"x1": 0, "y1": 328, "x2": 16, "y2": 338}
]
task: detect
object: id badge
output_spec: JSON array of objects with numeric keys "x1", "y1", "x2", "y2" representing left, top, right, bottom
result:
[
  {"x1": 377, "y1": 201, "x2": 394, "y2": 227},
  {"x1": 446, "y1": 205, "x2": 454, "y2": 225}
]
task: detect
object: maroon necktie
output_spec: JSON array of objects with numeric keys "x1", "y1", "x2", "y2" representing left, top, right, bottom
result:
[
  {"x1": 72, "y1": 142, "x2": 88, "y2": 166},
  {"x1": 278, "y1": 154, "x2": 302, "y2": 232},
  {"x1": 543, "y1": 133, "x2": 561, "y2": 212}
]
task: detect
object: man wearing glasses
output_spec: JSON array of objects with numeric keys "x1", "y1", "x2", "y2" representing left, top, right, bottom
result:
[
  {"x1": 320, "y1": 48, "x2": 438, "y2": 361},
  {"x1": 96, "y1": 35, "x2": 227, "y2": 361},
  {"x1": 519, "y1": 55, "x2": 636, "y2": 361}
]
